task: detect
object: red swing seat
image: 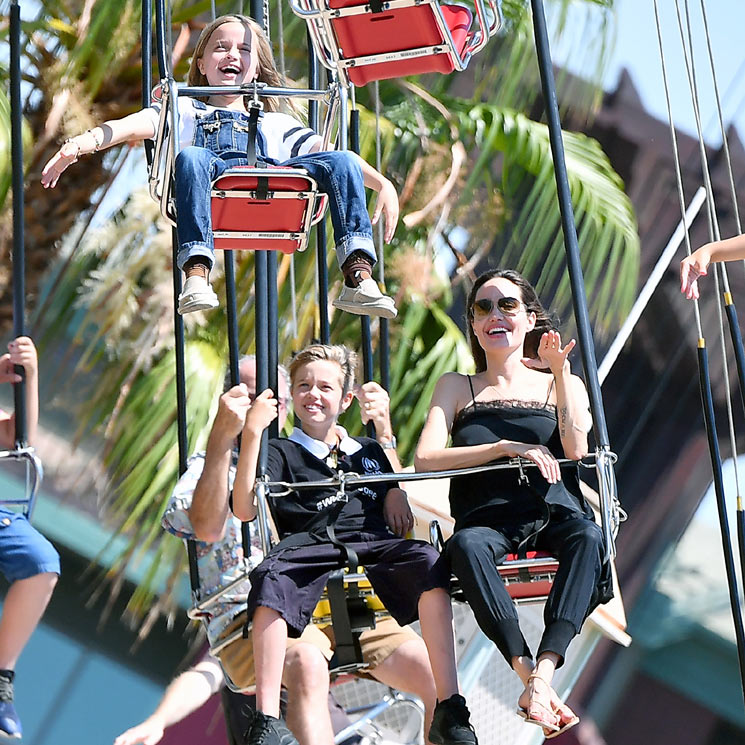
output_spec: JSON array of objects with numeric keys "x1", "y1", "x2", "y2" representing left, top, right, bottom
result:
[
  {"x1": 328, "y1": 1, "x2": 472, "y2": 86},
  {"x1": 498, "y1": 550, "x2": 559, "y2": 603},
  {"x1": 429, "y1": 519, "x2": 559, "y2": 605},
  {"x1": 211, "y1": 166, "x2": 328, "y2": 254},
  {"x1": 291, "y1": 0, "x2": 502, "y2": 87}
]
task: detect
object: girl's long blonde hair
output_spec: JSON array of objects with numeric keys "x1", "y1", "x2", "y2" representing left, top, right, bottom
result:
[{"x1": 187, "y1": 15, "x2": 287, "y2": 113}]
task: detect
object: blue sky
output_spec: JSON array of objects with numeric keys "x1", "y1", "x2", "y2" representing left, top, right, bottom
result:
[
  {"x1": 561, "y1": 0, "x2": 745, "y2": 144},
  {"x1": 599, "y1": 1, "x2": 745, "y2": 530}
]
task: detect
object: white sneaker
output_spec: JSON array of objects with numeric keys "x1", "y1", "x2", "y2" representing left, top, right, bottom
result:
[
  {"x1": 177, "y1": 275, "x2": 219, "y2": 315},
  {"x1": 332, "y1": 278, "x2": 397, "y2": 319}
]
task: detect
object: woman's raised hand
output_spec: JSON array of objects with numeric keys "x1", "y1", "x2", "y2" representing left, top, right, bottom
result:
[
  {"x1": 501, "y1": 441, "x2": 561, "y2": 484},
  {"x1": 523, "y1": 331, "x2": 576, "y2": 376}
]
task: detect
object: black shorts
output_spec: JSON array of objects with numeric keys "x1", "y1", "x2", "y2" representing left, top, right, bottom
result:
[{"x1": 246, "y1": 533, "x2": 449, "y2": 636}]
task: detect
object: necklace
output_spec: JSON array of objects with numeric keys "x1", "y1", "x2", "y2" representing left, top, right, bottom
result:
[{"x1": 325, "y1": 435, "x2": 341, "y2": 469}]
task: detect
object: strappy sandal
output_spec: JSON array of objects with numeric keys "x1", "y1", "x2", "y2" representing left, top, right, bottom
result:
[
  {"x1": 516, "y1": 673, "x2": 560, "y2": 733},
  {"x1": 544, "y1": 701, "x2": 580, "y2": 739}
]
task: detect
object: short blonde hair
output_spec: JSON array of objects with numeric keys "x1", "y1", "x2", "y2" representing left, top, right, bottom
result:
[
  {"x1": 288, "y1": 345, "x2": 358, "y2": 397},
  {"x1": 187, "y1": 14, "x2": 287, "y2": 113}
]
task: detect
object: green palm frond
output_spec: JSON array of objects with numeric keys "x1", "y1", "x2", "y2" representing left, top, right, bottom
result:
[
  {"x1": 0, "y1": 88, "x2": 33, "y2": 211},
  {"x1": 458, "y1": 105, "x2": 639, "y2": 334}
]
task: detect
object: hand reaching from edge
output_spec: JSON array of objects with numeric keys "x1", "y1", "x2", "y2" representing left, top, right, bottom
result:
[
  {"x1": 680, "y1": 247, "x2": 711, "y2": 300},
  {"x1": 0, "y1": 337, "x2": 37, "y2": 384},
  {"x1": 372, "y1": 179, "x2": 399, "y2": 243}
]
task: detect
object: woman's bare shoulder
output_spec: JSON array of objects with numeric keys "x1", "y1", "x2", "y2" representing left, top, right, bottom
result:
[{"x1": 435, "y1": 371, "x2": 471, "y2": 394}]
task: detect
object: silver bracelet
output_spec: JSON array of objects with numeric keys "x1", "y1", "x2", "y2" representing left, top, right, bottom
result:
[{"x1": 86, "y1": 128, "x2": 104, "y2": 152}]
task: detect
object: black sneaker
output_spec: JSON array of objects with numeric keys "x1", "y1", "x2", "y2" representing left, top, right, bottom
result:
[
  {"x1": 0, "y1": 674, "x2": 21, "y2": 739},
  {"x1": 244, "y1": 710, "x2": 299, "y2": 745},
  {"x1": 428, "y1": 694, "x2": 478, "y2": 745}
]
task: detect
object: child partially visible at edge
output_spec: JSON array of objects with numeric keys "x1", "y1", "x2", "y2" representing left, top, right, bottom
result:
[
  {"x1": 232, "y1": 344, "x2": 479, "y2": 745},
  {"x1": 0, "y1": 337, "x2": 60, "y2": 739},
  {"x1": 42, "y1": 14, "x2": 398, "y2": 320},
  {"x1": 680, "y1": 234, "x2": 745, "y2": 299}
]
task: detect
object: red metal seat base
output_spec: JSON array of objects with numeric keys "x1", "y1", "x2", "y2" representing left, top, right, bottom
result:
[
  {"x1": 450, "y1": 550, "x2": 558, "y2": 605},
  {"x1": 211, "y1": 166, "x2": 326, "y2": 253},
  {"x1": 328, "y1": 1, "x2": 473, "y2": 86},
  {"x1": 499, "y1": 551, "x2": 559, "y2": 602}
]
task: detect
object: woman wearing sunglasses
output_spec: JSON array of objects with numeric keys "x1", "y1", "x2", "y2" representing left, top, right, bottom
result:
[{"x1": 415, "y1": 269, "x2": 612, "y2": 738}]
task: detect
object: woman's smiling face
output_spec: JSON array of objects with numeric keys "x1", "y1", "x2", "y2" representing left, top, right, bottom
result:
[{"x1": 470, "y1": 277, "x2": 536, "y2": 353}]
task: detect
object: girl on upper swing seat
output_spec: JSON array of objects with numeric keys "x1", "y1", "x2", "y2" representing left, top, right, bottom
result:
[{"x1": 41, "y1": 14, "x2": 398, "y2": 320}]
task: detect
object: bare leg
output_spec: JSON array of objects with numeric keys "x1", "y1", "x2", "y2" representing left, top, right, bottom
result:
[
  {"x1": 252, "y1": 606, "x2": 287, "y2": 718},
  {"x1": 417, "y1": 588, "x2": 458, "y2": 700},
  {"x1": 0, "y1": 573, "x2": 57, "y2": 669},
  {"x1": 370, "y1": 638, "x2": 437, "y2": 745},
  {"x1": 282, "y1": 643, "x2": 334, "y2": 745}
]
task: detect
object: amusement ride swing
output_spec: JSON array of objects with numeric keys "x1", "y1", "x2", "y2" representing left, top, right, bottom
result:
[
  {"x1": 144, "y1": 1, "x2": 623, "y2": 740},
  {"x1": 6, "y1": 0, "x2": 628, "y2": 742}
]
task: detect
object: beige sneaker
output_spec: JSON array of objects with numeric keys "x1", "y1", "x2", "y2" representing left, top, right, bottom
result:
[
  {"x1": 177, "y1": 275, "x2": 219, "y2": 314},
  {"x1": 332, "y1": 278, "x2": 397, "y2": 319}
]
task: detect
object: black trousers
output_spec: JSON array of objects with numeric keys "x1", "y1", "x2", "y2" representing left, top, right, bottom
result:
[{"x1": 446, "y1": 513, "x2": 604, "y2": 666}]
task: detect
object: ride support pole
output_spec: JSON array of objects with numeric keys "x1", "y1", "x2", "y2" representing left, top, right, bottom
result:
[
  {"x1": 350, "y1": 108, "x2": 375, "y2": 436},
  {"x1": 268, "y1": 252, "x2": 280, "y2": 439},
  {"x1": 142, "y1": 0, "x2": 154, "y2": 164},
  {"x1": 10, "y1": 0, "x2": 26, "y2": 448},
  {"x1": 255, "y1": 250, "x2": 270, "y2": 477},
  {"x1": 225, "y1": 252, "x2": 241, "y2": 388},
  {"x1": 307, "y1": 31, "x2": 330, "y2": 342},
  {"x1": 530, "y1": 0, "x2": 610, "y2": 450},
  {"x1": 697, "y1": 342, "x2": 745, "y2": 709}
]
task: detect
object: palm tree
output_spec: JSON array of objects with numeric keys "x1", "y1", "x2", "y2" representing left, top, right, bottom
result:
[{"x1": 4, "y1": 0, "x2": 638, "y2": 629}]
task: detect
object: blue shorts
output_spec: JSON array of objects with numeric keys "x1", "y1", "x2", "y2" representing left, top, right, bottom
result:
[{"x1": 0, "y1": 508, "x2": 60, "y2": 582}]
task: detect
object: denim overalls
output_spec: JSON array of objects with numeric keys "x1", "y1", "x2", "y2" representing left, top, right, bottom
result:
[{"x1": 174, "y1": 101, "x2": 377, "y2": 271}]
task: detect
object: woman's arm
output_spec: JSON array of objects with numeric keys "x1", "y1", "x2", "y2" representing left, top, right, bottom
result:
[
  {"x1": 232, "y1": 390, "x2": 278, "y2": 523},
  {"x1": 552, "y1": 372, "x2": 590, "y2": 460},
  {"x1": 41, "y1": 108, "x2": 157, "y2": 188},
  {"x1": 415, "y1": 373, "x2": 513, "y2": 469},
  {"x1": 529, "y1": 331, "x2": 590, "y2": 460}
]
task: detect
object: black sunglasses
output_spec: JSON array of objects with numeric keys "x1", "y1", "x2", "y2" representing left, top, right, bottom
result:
[{"x1": 470, "y1": 296, "x2": 524, "y2": 319}]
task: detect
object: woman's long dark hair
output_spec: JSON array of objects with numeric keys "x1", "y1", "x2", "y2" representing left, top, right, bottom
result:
[{"x1": 466, "y1": 269, "x2": 558, "y2": 373}]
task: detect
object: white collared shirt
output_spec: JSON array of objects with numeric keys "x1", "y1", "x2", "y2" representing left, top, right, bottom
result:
[{"x1": 288, "y1": 425, "x2": 363, "y2": 460}]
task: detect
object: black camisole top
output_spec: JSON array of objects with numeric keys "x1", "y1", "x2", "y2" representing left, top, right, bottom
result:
[{"x1": 448, "y1": 375, "x2": 592, "y2": 531}]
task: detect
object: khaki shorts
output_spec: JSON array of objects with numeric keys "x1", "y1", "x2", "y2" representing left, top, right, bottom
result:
[{"x1": 217, "y1": 613, "x2": 420, "y2": 689}]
